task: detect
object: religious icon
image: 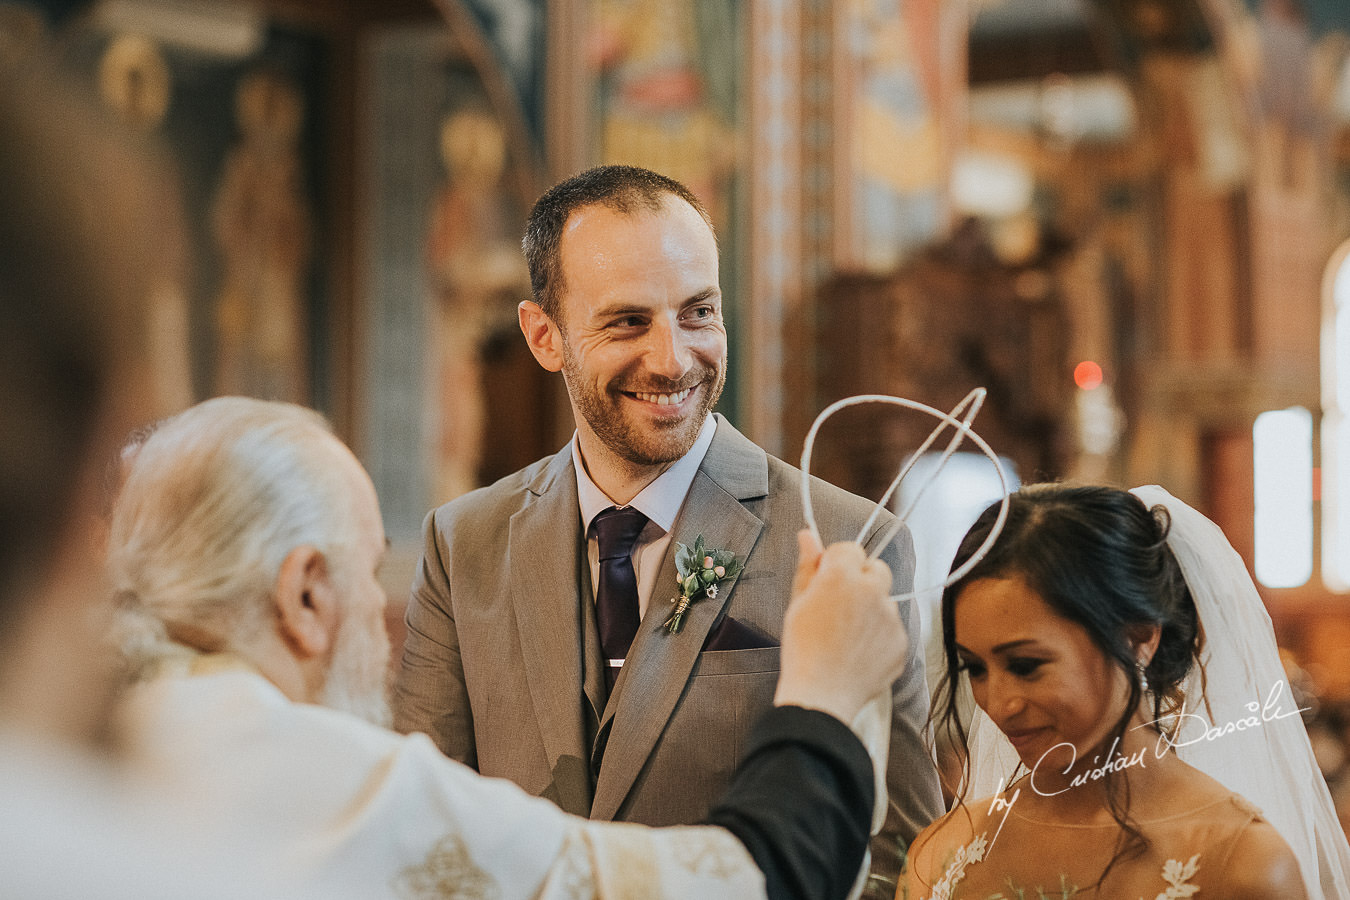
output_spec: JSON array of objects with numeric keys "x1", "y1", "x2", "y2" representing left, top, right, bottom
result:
[
  {"x1": 210, "y1": 69, "x2": 313, "y2": 402},
  {"x1": 97, "y1": 32, "x2": 172, "y2": 131},
  {"x1": 425, "y1": 107, "x2": 529, "y2": 501},
  {"x1": 590, "y1": 0, "x2": 737, "y2": 227}
]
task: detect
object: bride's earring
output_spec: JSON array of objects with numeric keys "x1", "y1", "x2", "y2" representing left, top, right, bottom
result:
[{"x1": 1137, "y1": 661, "x2": 1150, "y2": 694}]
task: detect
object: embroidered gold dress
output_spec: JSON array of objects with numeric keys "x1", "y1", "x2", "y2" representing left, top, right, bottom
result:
[{"x1": 903, "y1": 792, "x2": 1264, "y2": 900}]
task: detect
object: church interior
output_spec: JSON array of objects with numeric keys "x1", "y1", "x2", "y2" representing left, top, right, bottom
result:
[{"x1": 9, "y1": 0, "x2": 1350, "y2": 835}]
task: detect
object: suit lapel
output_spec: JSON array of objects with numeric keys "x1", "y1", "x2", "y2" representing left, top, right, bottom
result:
[
  {"x1": 590, "y1": 417, "x2": 769, "y2": 820},
  {"x1": 508, "y1": 449, "x2": 600, "y2": 814}
]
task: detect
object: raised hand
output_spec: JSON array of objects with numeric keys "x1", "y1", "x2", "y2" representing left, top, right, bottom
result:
[{"x1": 773, "y1": 531, "x2": 906, "y2": 724}]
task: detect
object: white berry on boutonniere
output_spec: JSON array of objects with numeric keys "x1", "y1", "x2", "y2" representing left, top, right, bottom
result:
[{"x1": 664, "y1": 534, "x2": 742, "y2": 634}]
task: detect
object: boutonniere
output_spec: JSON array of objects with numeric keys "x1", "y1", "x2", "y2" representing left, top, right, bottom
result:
[{"x1": 664, "y1": 534, "x2": 742, "y2": 634}]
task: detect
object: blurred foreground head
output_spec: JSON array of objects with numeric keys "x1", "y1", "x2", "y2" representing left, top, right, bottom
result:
[{"x1": 0, "y1": 52, "x2": 184, "y2": 742}]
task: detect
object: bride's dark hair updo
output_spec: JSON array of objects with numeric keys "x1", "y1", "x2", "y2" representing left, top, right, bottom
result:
[{"x1": 932, "y1": 484, "x2": 1202, "y2": 816}]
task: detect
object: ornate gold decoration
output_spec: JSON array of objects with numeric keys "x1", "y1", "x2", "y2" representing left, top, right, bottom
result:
[
  {"x1": 669, "y1": 828, "x2": 745, "y2": 879},
  {"x1": 395, "y1": 833, "x2": 500, "y2": 900},
  {"x1": 98, "y1": 33, "x2": 171, "y2": 131}
]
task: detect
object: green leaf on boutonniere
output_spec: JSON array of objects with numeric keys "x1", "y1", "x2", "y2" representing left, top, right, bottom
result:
[
  {"x1": 675, "y1": 540, "x2": 698, "y2": 575},
  {"x1": 664, "y1": 534, "x2": 742, "y2": 634}
]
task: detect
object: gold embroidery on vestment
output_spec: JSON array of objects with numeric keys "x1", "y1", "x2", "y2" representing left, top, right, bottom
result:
[{"x1": 395, "y1": 833, "x2": 500, "y2": 900}]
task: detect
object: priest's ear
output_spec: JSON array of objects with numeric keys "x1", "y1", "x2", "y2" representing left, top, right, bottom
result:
[
  {"x1": 518, "y1": 300, "x2": 564, "y2": 372},
  {"x1": 273, "y1": 545, "x2": 340, "y2": 660}
]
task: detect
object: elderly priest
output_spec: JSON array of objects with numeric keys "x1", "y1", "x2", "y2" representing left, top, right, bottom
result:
[{"x1": 109, "y1": 396, "x2": 910, "y2": 900}]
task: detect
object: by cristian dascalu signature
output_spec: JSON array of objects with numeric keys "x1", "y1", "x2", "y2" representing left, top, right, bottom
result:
[{"x1": 982, "y1": 680, "x2": 1307, "y2": 849}]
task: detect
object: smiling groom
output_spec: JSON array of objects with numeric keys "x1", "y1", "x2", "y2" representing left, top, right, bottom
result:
[{"x1": 394, "y1": 165, "x2": 943, "y2": 884}]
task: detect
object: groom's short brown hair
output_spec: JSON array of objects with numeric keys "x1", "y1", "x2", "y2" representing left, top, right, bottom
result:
[{"x1": 521, "y1": 165, "x2": 715, "y2": 323}]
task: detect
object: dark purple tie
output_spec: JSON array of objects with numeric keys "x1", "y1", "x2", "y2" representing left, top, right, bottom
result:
[{"x1": 593, "y1": 505, "x2": 648, "y2": 688}]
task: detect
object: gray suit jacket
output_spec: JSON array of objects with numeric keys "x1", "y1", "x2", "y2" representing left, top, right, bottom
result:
[{"x1": 395, "y1": 415, "x2": 942, "y2": 881}]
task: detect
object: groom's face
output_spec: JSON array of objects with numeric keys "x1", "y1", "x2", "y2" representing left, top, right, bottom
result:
[{"x1": 553, "y1": 195, "x2": 727, "y2": 469}]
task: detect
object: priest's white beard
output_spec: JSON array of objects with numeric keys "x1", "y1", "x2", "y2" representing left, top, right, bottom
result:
[{"x1": 320, "y1": 610, "x2": 392, "y2": 728}]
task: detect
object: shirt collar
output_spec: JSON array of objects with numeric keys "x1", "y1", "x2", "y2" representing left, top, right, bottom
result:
[{"x1": 574, "y1": 414, "x2": 718, "y2": 535}]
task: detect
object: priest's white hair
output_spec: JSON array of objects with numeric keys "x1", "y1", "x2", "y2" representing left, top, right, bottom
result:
[{"x1": 108, "y1": 396, "x2": 364, "y2": 658}]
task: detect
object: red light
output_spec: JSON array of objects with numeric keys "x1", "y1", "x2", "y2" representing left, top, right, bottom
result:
[{"x1": 1074, "y1": 360, "x2": 1103, "y2": 390}]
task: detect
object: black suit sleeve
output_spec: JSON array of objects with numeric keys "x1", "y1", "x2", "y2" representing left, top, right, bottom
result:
[{"x1": 703, "y1": 705, "x2": 874, "y2": 900}]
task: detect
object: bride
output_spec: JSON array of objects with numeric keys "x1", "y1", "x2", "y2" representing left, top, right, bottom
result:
[{"x1": 899, "y1": 483, "x2": 1350, "y2": 899}]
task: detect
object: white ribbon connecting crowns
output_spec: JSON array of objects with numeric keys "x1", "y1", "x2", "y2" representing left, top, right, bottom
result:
[{"x1": 799, "y1": 387, "x2": 1012, "y2": 603}]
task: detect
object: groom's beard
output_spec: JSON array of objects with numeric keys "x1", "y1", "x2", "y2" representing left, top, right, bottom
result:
[
  {"x1": 320, "y1": 611, "x2": 392, "y2": 728},
  {"x1": 561, "y1": 341, "x2": 726, "y2": 467}
]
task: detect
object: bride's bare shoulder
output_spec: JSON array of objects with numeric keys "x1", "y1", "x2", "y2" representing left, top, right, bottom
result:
[
  {"x1": 1212, "y1": 818, "x2": 1307, "y2": 899},
  {"x1": 912, "y1": 796, "x2": 993, "y2": 847},
  {"x1": 900, "y1": 804, "x2": 983, "y2": 900},
  {"x1": 903, "y1": 799, "x2": 990, "y2": 875}
]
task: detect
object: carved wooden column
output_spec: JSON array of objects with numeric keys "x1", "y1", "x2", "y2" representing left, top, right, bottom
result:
[{"x1": 746, "y1": 0, "x2": 804, "y2": 455}]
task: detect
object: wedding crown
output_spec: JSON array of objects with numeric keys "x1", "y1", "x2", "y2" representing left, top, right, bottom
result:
[{"x1": 799, "y1": 387, "x2": 1012, "y2": 604}]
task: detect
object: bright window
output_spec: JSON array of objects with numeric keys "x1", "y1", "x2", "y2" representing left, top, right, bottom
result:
[
  {"x1": 1254, "y1": 408, "x2": 1313, "y2": 589},
  {"x1": 1324, "y1": 247, "x2": 1350, "y2": 591}
]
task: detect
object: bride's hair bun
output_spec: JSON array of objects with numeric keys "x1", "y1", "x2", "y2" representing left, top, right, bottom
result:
[{"x1": 1143, "y1": 503, "x2": 1201, "y2": 715}]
